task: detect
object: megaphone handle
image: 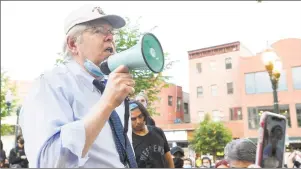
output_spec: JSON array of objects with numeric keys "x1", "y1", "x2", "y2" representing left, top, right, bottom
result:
[
  {"x1": 123, "y1": 96, "x2": 130, "y2": 155},
  {"x1": 124, "y1": 97, "x2": 130, "y2": 135}
]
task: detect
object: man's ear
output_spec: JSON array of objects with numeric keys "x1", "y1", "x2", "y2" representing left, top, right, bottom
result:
[{"x1": 67, "y1": 36, "x2": 78, "y2": 55}]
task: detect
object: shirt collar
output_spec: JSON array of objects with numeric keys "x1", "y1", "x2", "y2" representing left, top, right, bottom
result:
[{"x1": 65, "y1": 59, "x2": 108, "y2": 92}]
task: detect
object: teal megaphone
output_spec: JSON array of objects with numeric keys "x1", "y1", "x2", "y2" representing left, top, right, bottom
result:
[{"x1": 99, "y1": 33, "x2": 165, "y2": 75}]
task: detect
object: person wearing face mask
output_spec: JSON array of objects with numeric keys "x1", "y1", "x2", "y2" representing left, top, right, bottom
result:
[
  {"x1": 183, "y1": 158, "x2": 193, "y2": 168},
  {"x1": 9, "y1": 135, "x2": 29, "y2": 168},
  {"x1": 171, "y1": 146, "x2": 185, "y2": 168},
  {"x1": 201, "y1": 157, "x2": 213, "y2": 168},
  {"x1": 135, "y1": 91, "x2": 149, "y2": 108},
  {"x1": 19, "y1": 5, "x2": 138, "y2": 168}
]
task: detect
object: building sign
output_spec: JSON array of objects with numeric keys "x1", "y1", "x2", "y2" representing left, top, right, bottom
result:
[{"x1": 164, "y1": 130, "x2": 188, "y2": 141}]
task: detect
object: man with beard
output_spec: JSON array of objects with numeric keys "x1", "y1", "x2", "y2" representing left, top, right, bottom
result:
[{"x1": 130, "y1": 101, "x2": 174, "y2": 168}]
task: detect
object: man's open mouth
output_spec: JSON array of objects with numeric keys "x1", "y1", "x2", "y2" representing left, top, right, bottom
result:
[{"x1": 105, "y1": 47, "x2": 113, "y2": 53}]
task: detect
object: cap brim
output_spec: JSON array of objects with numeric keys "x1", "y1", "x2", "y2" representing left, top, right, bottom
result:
[{"x1": 97, "y1": 15, "x2": 126, "y2": 29}]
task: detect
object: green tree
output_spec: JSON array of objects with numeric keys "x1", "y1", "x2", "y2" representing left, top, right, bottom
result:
[
  {"x1": 56, "y1": 17, "x2": 176, "y2": 116},
  {"x1": 189, "y1": 113, "x2": 232, "y2": 161},
  {"x1": 114, "y1": 17, "x2": 176, "y2": 115},
  {"x1": 1, "y1": 69, "x2": 18, "y2": 135}
]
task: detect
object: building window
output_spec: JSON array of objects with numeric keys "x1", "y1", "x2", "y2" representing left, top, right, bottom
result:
[
  {"x1": 245, "y1": 70, "x2": 288, "y2": 94},
  {"x1": 292, "y1": 66, "x2": 301, "y2": 90},
  {"x1": 197, "y1": 86, "x2": 203, "y2": 97},
  {"x1": 225, "y1": 57, "x2": 232, "y2": 69},
  {"x1": 210, "y1": 60, "x2": 216, "y2": 70},
  {"x1": 296, "y1": 103, "x2": 301, "y2": 127},
  {"x1": 211, "y1": 85, "x2": 218, "y2": 96},
  {"x1": 212, "y1": 110, "x2": 221, "y2": 122},
  {"x1": 168, "y1": 96, "x2": 173, "y2": 106},
  {"x1": 248, "y1": 105, "x2": 291, "y2": 129},
  {"x1": 230, "y1": 107, "x2": 242, "y2": 120},
  {"x1": 184, "y1": 103, "x2": 189, "y2": 114},
  {"x1": 248, "y1": 107, "x2": 260, "y2": 129},
  {"x1": 227, "y1": 82, "x2": 234, "y2": 94},
  {"x1": 198, "y1": 111, "x2": 205, "y2": 122},
  {"x1": 177, "y1": 97, "x2": 181, "y2": 112},
  {"x1": 257, "y1": 105, "x2": 291, "y2": 127},
  {"x1": 196, "y1": 63, "x2": 202, "y2": 73}
]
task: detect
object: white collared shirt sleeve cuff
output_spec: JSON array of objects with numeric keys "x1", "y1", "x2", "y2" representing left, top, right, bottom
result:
[{"x1": 60, "y1": 120, "x2": 89, "y2": 166}]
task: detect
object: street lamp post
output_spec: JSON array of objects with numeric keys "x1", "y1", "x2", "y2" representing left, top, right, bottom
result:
[
  {"x1": 5, "y1": 90, "x2": 13, "y2": 115},
  {"x1": 261, "y1": 48, "x2": 282, "y2": 114}
]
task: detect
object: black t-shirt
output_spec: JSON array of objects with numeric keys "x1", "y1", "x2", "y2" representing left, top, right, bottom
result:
[{"x1": 132, "y1": 125, "x2": 170, "y2": 168}]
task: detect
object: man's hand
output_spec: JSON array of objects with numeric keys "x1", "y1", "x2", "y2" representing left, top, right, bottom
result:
[
  {"x1": 102, "y1": 65, "x2": 135, "y2": 109},
  {"x1": 20, "y1": 155, "x2": 27, "y2": 159},
  {"x1": 82, "y1": 65, "x2": 135, "y2": 157}
]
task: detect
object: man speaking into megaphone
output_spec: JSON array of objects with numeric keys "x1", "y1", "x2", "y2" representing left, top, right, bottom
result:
[{"x1": 19, "y1": 4, "x2": 164, "y2": 168}]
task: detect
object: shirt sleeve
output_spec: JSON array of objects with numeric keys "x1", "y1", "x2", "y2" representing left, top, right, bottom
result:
[
  {"x1": 19, "y1": 75, "x2": 89, "y2": 168},
  {"x1": 157, "y1": 127, "x2": 170, "y2": 153}
]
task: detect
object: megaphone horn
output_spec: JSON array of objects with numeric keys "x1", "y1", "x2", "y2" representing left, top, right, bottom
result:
[{"x1": 99, "y1": 33, "x2": 164, "y2": 75}]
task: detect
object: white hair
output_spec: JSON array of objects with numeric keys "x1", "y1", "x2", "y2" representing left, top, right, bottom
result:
[{"x1": 62, "y1": 24, "x2": 89, "y2": 59}]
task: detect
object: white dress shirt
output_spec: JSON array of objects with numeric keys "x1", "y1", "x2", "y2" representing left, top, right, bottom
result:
[{"x1": 19, "y1": 59, "x2": 133, "y2": 168}]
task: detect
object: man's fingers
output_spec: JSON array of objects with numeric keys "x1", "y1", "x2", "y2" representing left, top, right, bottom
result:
[
  {"x1": 121, "y1": 84, "x2": 135, "y2": 94},
  {"x1": 113, "y1": 65, "x2": 129, "y2": 73},
  {"x1": 112, "y1": 73, "x2": 133, "y2": 79},
  {"x1": 118, "y1": 79, "x2": 135, "y2": 87}
]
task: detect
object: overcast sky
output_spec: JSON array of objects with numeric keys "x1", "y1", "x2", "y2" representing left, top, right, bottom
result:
[{"x1": 1, "y1": 1, "x2": 301, "y2": 92}]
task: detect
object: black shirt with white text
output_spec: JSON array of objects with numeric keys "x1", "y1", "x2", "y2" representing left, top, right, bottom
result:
[{"x1": 132, "y1": 125, "x2": 170, "y2": 168}]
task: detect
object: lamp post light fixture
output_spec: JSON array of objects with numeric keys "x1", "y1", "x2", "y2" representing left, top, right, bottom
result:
[
  {"x1": 261, "y1": 48, "x2": 282, "y2": 114},
  {"x1": 5, "y1": 90, "x2": 13, "y2": 115}
]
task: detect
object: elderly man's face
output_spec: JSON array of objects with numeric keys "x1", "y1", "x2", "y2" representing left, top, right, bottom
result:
[{"x1": 72, "y1": 20, "x2": 115, "y2": 66}]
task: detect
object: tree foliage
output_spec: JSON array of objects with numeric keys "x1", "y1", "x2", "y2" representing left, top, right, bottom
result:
[
  {"x1": 55, "y1": 17, "x2": 177, "y2": 116},
  {"x1": 189, "y1": 113, "x2": 232, "y2": 161},
  {"x1": 114, "y1": 17, "x2": 176, "y2": 115},
  {"x1": 1, "y1": 69, "x2": 18, "y2": 135}
]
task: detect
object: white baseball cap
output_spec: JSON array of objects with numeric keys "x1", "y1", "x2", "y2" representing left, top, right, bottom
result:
[{"x1": 64, "y1": 4, "x2": 126, "y2": 35}]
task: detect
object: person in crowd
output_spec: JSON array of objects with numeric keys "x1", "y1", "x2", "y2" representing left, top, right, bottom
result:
[
  {"x1": 215, "y1": 159, "x2": 230, "y2": 168},
  {"x1": 195, "y1": 156, "x2": 202, "y2": 167},
  {"x1": 224, "y1": 138, "x2": 257, "y2": 168},
  {"x1": 9, "y1": 135, "x2": 29, "y2": 168},
  {"x1": 131, "y1": 98, "x2": 156, "y2": 126},
  {"x1": 287, "y1": 150, "x2": 301, "y2": 168},
  {"x1": 0, "y1": 157, "x2": 10, "y2": 168},
  {"x1": 130, "y1": 101, "x2": 174, "y2": 168},
  {"x1": 19, "y1": 4, "x2": 138, "y2": 168},
  {"x1": 135, "y1": 91, "x2": 148, "y2": 108},
  {"x1": 171, "y1": 146, "x2": 185, "y2": 168},
  {"x1": 201, "y1": 157, "x2": 213, "y2": 168},
  {"x1": 199, "y1": 165, "x2": 207, "y2": 168},
  {"x1": 183, "y1": 158, "x2": 193, "y2": 168},
  {"x1": 0, "y1": 140, "x2": 8, "y2": 164}
]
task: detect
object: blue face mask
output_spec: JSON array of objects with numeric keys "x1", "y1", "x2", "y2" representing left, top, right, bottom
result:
[
  {"x1": 83, "y1": 59, "x2": 104, "y2": 77},
  {"x1": 183, "y1": 165, "x2": 192, "y2": 168}
]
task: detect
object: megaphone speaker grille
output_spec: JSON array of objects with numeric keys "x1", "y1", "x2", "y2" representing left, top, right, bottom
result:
[{"x1": 141, "y1": 33, "x2": 164, "y2": 73}]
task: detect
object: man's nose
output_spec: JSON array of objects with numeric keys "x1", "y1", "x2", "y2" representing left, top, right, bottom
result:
[
  {"x1": 104, "y1": 33, "x2": 113, "y2": 42},
  {"x1": 137, "y1": 118, "x2": 144, "y2": 124}
]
